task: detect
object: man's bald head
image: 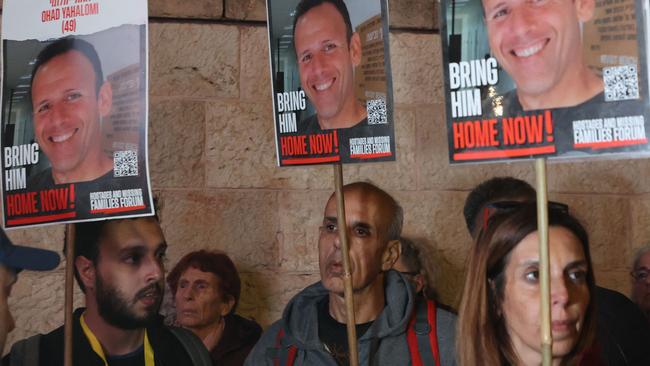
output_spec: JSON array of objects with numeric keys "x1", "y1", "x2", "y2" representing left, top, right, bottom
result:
[
  {"x1": 334, "y1": 182, "x2": 403, "y2": 244},
  {"x1": 320, "y1": 181, "x2": 403, "y2": 296}
]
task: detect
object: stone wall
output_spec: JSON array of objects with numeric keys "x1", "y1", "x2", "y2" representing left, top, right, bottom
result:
[{"x1": 4, "y1": 0, "x2": 650, "y2": 353}]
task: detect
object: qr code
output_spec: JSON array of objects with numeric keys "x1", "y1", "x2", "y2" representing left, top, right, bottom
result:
[
  {"x1": 114, "y1": 150, "x2": 138, "y2": 177},
  {"x1": 604, "y1": 64, "x2": 639, "y2": 102},
  {"x1": 367, "y1": 98, "x2": 387, "y2": 125}
]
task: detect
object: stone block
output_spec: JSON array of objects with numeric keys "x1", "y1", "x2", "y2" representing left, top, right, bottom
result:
[
  {"x1": 158, "y1": 189, "x2": 280, "y2": 270},
  {"x1": 390, "y1": 32, "x2": 443, "y2": 105},
  {"x1": 553, "y1": 193, "x2": 632, "y2": 272},
  {"x1": 389, "y1": 0, "x2": 437, "y2": 30},
  {"x1": 204, "y1": 100, "x2": 337, "y2": 189},
  {"x1": 240, "y1": 26, "x2": 272, "y2": 102},
  {"x1": 416, "y1": 104, "x2": 536, "y2": 191},
  {"x1": 277, "y1": 190, "x2": 332, "y2": 272},
  {"x1": 547, "y1": 158, "x2": 650, "y2": 194},
  {"x1": 149, "y1": 0, "x2": 222, "y2": 19},
  {"x1": 5, "y1": 224, "x2": 65, "y2": 254},
  {"x1": 149, "y1": 99, "x2": 205, "y2": 189},
  {"x1": 394, "y1": 190, "x2": 472, "y2": 307},
  {"x1": 5, "y1": 270, "x2": 85, "y2": 353},
  {"x1": 149, "y1": 23, "x2": 239, "y2": 98},
  {"x1": 593, "y1": 269, "x2": 632, "y2": 298},
  {"x1": 225, "y1": 0, "x2": 266, "y2": 21},
  {"x1": 205, "y1": 100, "x2": 277, "y2": 188},
  {"x1": 239, "y1": 270, "x2": 320, "y2": 327},
  {"x1": 630, "y1": 194, "x2": 650, "y2": 254}
]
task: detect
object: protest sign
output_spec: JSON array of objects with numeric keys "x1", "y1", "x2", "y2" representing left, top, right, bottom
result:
[
  {"x1": 1, "y1": 0, "x2": 153, "y2": 228},
  {"x1": 442, "y1": 0, "x2": 650, "y2": 163},
  {"x1": 267, "y1": 0, "x2": 396, "y2": 166}
]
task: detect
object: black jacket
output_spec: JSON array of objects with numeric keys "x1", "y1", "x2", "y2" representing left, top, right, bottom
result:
[
  {"x1": 595, "y1": 286, "x2": 650, "y2": 365},
  {"x1": 210, "y1": 314, "x2": 262, "y2": 366},
  {"x1": 4, "y1": 308, "x2": 201, "y2": 366}
]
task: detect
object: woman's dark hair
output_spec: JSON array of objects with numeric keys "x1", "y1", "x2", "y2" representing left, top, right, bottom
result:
[
  {"x1": 458, "y1": 203, "x2": 596, "y2": 366},
  {"x1": 167, "y1": 250, "x2": 241, "y2": 314}
]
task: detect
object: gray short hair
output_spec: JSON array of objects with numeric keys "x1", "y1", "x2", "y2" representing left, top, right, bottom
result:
[{"x1": 632, "y1": 244, "x2": 650, "y2": 269}]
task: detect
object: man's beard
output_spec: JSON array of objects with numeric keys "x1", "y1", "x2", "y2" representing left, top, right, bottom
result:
[{"x1": 95, "y1": 274, "x2": 162, "y2": 330}]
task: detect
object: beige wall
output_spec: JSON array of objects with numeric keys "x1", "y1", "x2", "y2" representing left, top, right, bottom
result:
[{"x1": 3, "y1": 0, "x2": 649, "y2": 352}]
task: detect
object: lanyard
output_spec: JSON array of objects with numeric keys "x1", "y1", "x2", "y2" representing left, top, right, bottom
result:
[{"x1": 80, "y1": 314, "x2": 155, "y2": 366}]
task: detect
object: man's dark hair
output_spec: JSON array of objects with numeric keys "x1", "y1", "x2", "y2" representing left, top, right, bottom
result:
[
  {"x1": 167, "y1": 250, "x2": 242, "y2": 314},
  {"x1": 398, "y1": 237, "x2": 421, "y2": 273},
  {"x1": 398, "y1": 237, "x2": 438, "y2": 300},
  {"x1": 31, "y1": 36, "x2": 104, "y2": 95},
  {"x1": 66, "y1": 214, "x2": 159, "y2": 293},
  {"x1": 69, "y1": 220, "x2": 110, "y2": 293},
  {"x1": 463, "y1": 177, "x2": 536, "y2": 236},
  {"x1": 292, "y1": 0, "x2": 354, "y2": 44}
]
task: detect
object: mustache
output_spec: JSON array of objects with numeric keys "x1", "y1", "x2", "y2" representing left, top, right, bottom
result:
[{"x1": 133, "y1": 282, "x2": 162, "y2": 302}]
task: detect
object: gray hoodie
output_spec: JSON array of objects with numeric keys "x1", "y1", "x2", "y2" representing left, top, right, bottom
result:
[{"x1": 244, "y1": 270, "x2": 456, "y2": 365}]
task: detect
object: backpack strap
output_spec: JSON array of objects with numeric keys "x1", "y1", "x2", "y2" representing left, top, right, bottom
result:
[
  {"x1": 273, "y1": 328, "x2": 297, "y2": 366},
  {"x1": 407, "y1": 298, "x2": 441, "y2": 366},
  {"x1": 167, "y1": 326, "x2": 212, "y2": 366},
  {"x1": 9, "y1": 334, "x2": 41, "y2": 366}
]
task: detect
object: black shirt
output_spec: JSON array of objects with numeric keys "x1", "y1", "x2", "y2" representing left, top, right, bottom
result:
[
  {"x1": 317, "y1": 298, "x2": 372, "y2": 366},
  {"x1": 105, "y1": 346, "x2": 144, "y2": 366}
]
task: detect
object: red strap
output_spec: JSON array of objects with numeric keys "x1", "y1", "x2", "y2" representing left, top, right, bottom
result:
[
  {"x1": 274, "y1": 328, "x2": 297, "y2": 366},
  {"x1": 274, "y1": 329, "x2": 284, "y2": 366},
  {"x1": 406, "y1": 314, "x2": 422, "y2": 366},
  {"x1": 406, "y1": 299, "x2": 441, "y2": 366},
  {"x1": 427, "y1": 300, "x2": 441, "y2": 366},
  {"x1": 287, "y1": 345, "x2": 298, "y2": 365}
]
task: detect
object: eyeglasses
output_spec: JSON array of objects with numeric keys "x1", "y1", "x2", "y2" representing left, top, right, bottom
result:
[
  {"x1": 481, "y1": 200, "x2": 569, "y2": 232},
  {"x1": 631, "y1": 267, "x2": 650, "y2": 282}
]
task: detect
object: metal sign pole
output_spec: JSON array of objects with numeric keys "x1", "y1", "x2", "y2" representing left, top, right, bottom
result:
[
  {"x1": 333, "y1": 163, "x2": 359, "y2": 366},
  {"x1": 535, "y1": 158, "x2": 552, "y2": 366},
  {"x1": 64, "y1": 224, "x2": 75, "y2": 366}
]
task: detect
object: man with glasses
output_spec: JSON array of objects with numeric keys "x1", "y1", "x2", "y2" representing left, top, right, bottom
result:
[
  {"x1": 464, "y1": 176, "x2": 650, "y2": 365},
  {"x1": 631, "y1": 245, "x2": 650, "y2": 322}
]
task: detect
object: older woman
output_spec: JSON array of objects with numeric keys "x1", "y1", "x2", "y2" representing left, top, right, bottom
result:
[
  {"x1": 458, "y1": 203, "x2": 596, "y2": 366},
  {"x1": 168, "y1": 250, "x2": 262, "y2": 366}
]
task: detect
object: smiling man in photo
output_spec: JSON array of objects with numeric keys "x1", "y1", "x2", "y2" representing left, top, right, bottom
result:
[
  {"x1": 481, "y1": 0, "x2": 603, "y2": 111},
  {"x1": 292, "y1": 0, "x2": 367, "y2": 132},
  {"x1": 29, "y1": 36, "x2": 114, "y2": 186}
]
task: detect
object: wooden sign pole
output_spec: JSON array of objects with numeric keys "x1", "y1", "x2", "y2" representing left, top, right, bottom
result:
[
  {"x1": 64, "y1": 224, "x2": 75, "y2": 366},
  {"x1": 333, "y1": 163, "x2": 359, "y2": 366},
  {"x1": 535, "y1": 158, "x2": 552, "y2": 366}
]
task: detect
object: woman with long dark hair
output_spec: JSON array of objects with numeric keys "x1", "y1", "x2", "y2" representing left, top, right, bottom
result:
[{"x1": 458, "y1": 203, "x2": 596, "y2": 366}]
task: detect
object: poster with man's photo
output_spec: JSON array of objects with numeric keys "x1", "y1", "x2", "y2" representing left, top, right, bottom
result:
[
  {"x1": 266, "y1": 0, "x2": 396, "y2": 166},
  {"x1": 1, "y1": 0, "x2": 153, "y2": 228},
  {"x1": 442, "y1": 0, "x2": 650, "y2": 163}
]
